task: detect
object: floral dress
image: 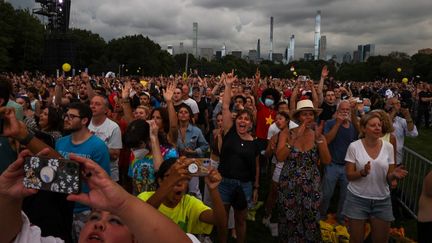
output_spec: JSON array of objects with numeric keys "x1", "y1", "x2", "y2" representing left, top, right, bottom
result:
[{"x1": 277, "y1": 146, "x2": 322, "y2": 242}]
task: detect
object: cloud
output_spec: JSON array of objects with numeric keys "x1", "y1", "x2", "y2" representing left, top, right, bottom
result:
[{"x1": 11, "y1": 0, "x2": 432, "y2": 60}]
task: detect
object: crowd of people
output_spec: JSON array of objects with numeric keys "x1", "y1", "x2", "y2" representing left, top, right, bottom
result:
[{"x1": 0, "y1": 66, "x2": 431, "y2": 243}]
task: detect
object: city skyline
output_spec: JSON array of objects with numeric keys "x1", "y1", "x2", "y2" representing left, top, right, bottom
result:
[{"x1": 11, "y1": 0, "x2": 432, "y2": 59}]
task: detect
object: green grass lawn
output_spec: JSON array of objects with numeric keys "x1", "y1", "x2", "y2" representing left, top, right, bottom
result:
[{"x1": 232, "y1": 128, "x2": 432, "y2": 242}]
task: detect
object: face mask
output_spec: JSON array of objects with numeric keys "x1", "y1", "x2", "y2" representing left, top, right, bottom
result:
[
  {"x1": 264, "y1": 98, "x2": 274, "y2": 107},
  {"x1": 364, "y1": 106, "x2": 370, "y2": 113},
  {"x1": 132, "y1": 148, "x2": 149, "y2": 160}
]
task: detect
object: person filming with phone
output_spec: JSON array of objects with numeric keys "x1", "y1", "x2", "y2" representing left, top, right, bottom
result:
[
  {"x1": 0, "y1": 149, "x2": 197, "y2": 243},
  {"x1": 138, "y1": 157, "x2": 227, "y2": 242}
]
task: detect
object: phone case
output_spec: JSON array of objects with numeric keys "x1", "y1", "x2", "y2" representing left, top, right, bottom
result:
[
  {"x1": 187, "y1": 158, "x2": 211, "y2": 176},
  {"x1": 23, "y1": 156, "x2": 81, "y2": 194}
]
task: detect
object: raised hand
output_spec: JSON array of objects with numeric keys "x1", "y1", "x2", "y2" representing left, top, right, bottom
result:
[
  {"x1": 122, "y1": 81, "x2": 132, "y2": 99},
  {"x1": 147, "y1": 120, "x2": 159, "y2": 139},
  {"x1": 66, "y1": 154, "x2": 132, "y2": 214},
  {"x1": 0, "y1": 107, "x2": 23, "y2": 139},
  {"x1": 224, "y1": 70, "x2": 237, "y2": 86},
  {"x1": 163, "y1": 81, "x2": 176, "y2": 102},
  {"x1": 205, "y1": 168, "x2": 222, "y2": 190},
  {"x1": 0, "y1": 150, "x2": 37, "y2": 199},
  {"x1": 321, "y1": 65, "x2": 329, "y2": 79}
]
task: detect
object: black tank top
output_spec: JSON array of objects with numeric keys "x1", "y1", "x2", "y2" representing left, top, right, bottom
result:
[{"x1": 219, "y1": 126, "x2": 259, "y2": 182}]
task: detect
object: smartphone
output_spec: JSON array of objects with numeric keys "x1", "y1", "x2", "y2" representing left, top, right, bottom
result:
[
  {"x1": 299, "y1": 76, "x2": 307, "y2": 82},
  {"x1": 186, "y1": 158, "x2": 211, "y2": 177},
  {"x1": 23, "y1": 156, "x2": 81, "y2": 194}
]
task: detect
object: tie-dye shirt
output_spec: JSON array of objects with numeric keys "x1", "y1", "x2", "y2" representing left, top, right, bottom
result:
[{"x1": 128, "y1": 145, "x2": 178, "y2": 195}]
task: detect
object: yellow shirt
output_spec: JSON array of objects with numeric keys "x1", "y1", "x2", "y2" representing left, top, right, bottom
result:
[{"x1": 138, "y1": 191, "x2": 213, "y2": 234}]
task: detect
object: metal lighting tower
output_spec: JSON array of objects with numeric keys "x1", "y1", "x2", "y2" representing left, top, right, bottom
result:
[
  {"x1": 33, "y1": 0, "x2": 71, "y2": 33},
  {"x1": 257, "y1": 39, "x2": 261, "y2": 59},
  {"x1": 193, "y1": 22, "x2": 198, "y2": 57},
  {"x1": 269, "y1": 16, "x2": 274, "y2": 61},
  {"x1": 314, "y1": 10, "x2": 321, "y2": 60}
]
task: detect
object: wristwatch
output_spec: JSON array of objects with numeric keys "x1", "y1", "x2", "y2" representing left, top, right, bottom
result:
[{"x1": 17, "y1": 131, "x2": 34, "y2": 145}]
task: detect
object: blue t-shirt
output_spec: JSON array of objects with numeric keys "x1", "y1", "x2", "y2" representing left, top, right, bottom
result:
[
  {"x1": 56, "y1": 134, "x2": 110, "y2": 213},
  {"x1": 324, "y1": 119, "x2": 358, "y2": 165}
]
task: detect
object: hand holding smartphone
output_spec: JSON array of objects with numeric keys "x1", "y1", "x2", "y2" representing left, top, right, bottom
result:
[
  {"x1": 23, "y1": 156, "x2": 81, "y2": 194},
  {"x1": 185, "y1": 158, "x2": 211, "y2": 177}
]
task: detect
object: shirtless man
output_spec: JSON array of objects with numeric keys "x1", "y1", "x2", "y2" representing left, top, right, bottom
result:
[{"x1": 418, "y1": 170, "x2": 432, "y2": 243}]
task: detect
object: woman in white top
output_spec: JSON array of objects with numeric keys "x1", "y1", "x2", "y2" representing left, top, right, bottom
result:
[{"x1": 343, "y1": 112, "x2": 408, "y2": 243}]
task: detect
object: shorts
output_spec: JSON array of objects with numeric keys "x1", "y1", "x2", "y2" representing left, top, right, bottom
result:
[
  {"x1": 342, "y1": 190, "x2": 394, "y2": 221},
  {"x1": 218, "y1": 177, "x2": 252, "y2": 210},
  {"x1": 272, "y1": 162, "x2": 284, "y2": 182}
]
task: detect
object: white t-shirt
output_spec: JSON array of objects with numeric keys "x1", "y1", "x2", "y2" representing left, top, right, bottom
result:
[
  {"x1": 183, "y1": 98, "x2": 200, "y2": 114},
  {"x1": 267, "y1": 121, "x2": 299, "y2": 139},
  {"x1": 345, "y1": 139, "x2": 395, "y2": 200},
  {"x1": 15, "y1": 212, "x2": 200, "y2": 243},
  {"x1": 88, "y1": 118, "x2": 123, "y2": 181}
]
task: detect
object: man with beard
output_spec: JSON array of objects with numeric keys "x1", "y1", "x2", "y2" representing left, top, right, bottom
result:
[{"x1": 55, "y1": 102, "x2": 110, "y2": 241}]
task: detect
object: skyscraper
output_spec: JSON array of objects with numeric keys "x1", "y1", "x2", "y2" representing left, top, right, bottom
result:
[
  {"x1": 343, "y1": 52, "x2": 352, "y2": 63},
  {"x1": 248, "y1": 50, "x2": 258, "y2": 63},
  {"x1": 287, "y1": 34, "x2": 295, "y2": 62},
  {"x1": 319, "y1": 35, "x2": 327, "y2": 60},
  {"x1": 269, "y1": 16, "x2": 274, "y2": 61},
  {"x1": 179, "y1": 42, "x2": 184, "y2": 54},
  {"x1": 257, "y1": 39, "x2": 261, "y2": 59},
  {"x1": 314, "y1": 10, "x2": 321, "y2": 60},
  {"x1": 221, "y1": 43, "x2": 226, "y2": 57},
  {"x1": 363, "y1": 44, "x2": 375, "y2": 61},
  {"x1": 193, "y1": 22, "x2": 198, "y2": 57},
  {"x1": 357, "y1": 45, "x2": 364, "y2": 63}
]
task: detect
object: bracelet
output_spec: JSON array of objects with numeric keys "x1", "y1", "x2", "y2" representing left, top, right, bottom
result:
[
  {"x1": 316, "y1": 140, "x2": 324, "y2": 144},
  {"x1": 17, "y1": 131, "x2": 34, "y2": 146}
]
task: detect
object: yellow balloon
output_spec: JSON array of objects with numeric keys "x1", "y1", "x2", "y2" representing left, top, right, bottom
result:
[
  {"x1": 397, "y1": 68, "x2": 402, "y2": 73},
  {"x1": 293, "y1": 71, "x2": 297, "y2": 76},
  {"x1": 62, "y1": 63, "x2": 71, "y2": 72},
  {"x1": 402, "y1": 78, "x2": 408, "y2": 83}
]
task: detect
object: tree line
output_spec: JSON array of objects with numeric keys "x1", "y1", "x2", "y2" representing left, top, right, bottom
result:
[{"x1": 1, "y1": 1, "x2": 431, "y2": 82}]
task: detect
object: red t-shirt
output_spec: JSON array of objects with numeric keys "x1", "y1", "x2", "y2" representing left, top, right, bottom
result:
[{"x1": 255, "y1": 101, "x2": 277, "y2": 139}]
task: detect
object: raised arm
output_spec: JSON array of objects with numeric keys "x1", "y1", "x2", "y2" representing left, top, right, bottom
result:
[
  {"x1": 81, "y1": 72, "x2": 95, "y2": 100},
  {"x1": 290, "y1": 82, "x2": 299, "y2": 111},
  {"x1": 308, "y1": 80, "x2": 319, "y2": 108},
  {"x1": 222, "y1": 72, "x2": 235, "y2": 135},
  {"x1": 67, "y1": 154, "x2": 192, "y2": 243},
  {"x1": 252, "y1": 68, "x2": 260, "y2": 99},
  {"x1": 120, "y1": 81, "x2": 134, "y2": 124},
  {"x1": 0, "y1": 150, "x2": 38, "y2": 243},
  {"x1": 163, "y1": 82, "x2": 179, "y2": 146},
  {"x1": 148, "y1": 120, "x2": 163, "y2": 172},
  {"x1": 318, "y1": 66, "x2": 328, "y2": 106}
]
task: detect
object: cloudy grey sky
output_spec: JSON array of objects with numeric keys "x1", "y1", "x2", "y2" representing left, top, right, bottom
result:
[{"x1": 11, "y1": 0, "x2": 432, "y2": 60}]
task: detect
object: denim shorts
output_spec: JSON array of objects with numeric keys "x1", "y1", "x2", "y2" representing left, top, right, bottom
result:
[
  {"x1": 218, "y1": 177, "x2": 252, "y2": 209},
  {"x1": 342, "y1": 190, "x2": 394, "y2": 222}
]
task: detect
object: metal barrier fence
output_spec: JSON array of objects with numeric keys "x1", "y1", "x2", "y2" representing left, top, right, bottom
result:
[{"x1": 397, "y1": 147, "x2": 432, "y2": 219}]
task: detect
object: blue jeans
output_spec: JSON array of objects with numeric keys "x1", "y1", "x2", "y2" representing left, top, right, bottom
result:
[{"x1": 320, "y1": 163, "x2": 348, "y2": 224}]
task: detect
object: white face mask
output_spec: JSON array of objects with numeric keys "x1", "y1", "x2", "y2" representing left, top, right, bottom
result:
[{"x1": 132, "y1": 148, "x2": 150, "y2": 160}]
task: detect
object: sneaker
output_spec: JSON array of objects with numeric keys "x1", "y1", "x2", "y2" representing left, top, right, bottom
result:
[{"x1": 262, "y1": 215, "x2": 271, "y2": 227}]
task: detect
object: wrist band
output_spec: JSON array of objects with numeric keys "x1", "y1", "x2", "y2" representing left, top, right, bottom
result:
[{"x1": 17, "y1": 132, "x2": 34, "y2": 146}]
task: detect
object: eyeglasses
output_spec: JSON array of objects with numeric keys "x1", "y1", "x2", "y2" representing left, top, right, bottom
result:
[{"x1": 63, "y1": 113, "x2": 82, "y2": 120}]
